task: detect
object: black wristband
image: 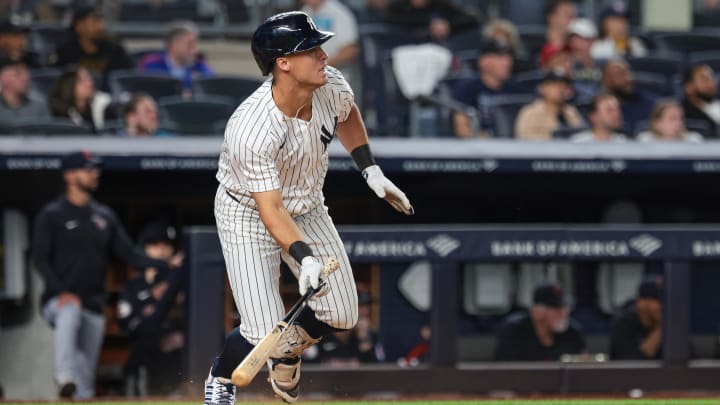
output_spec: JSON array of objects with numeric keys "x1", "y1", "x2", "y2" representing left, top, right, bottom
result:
[
  {"x1": 289, "y1": 241, "x2": 314, "y2": 264},
  {"x1": 350, "y1": 144, "x2": 376, "y2": 172}
]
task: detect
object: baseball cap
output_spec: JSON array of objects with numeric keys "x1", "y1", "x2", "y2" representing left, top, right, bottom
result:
[
  {"x1": 61, "y1": 150, "x2": 102, "y2": 170},
  {"x1": 599, "y1": 1, "x2": 629, "y2": 21},
  {"x1": 478, "y1": 39, "x2": 512, "y2": 57},
  {"x1": 568, "y1": 18, "x2": 597, "y2": 39},
  {"x1": 542, "y1": 69, "x2": 573, "y2": 85},
  {"x1": 71, "y1": 5, "x2": 103, "y2": 27},
  {"x1": 137, "y1": 220, "x2": 178, "y2": 246},
  {"x1": 637, "y1": 275, "x2": 663, "y2": 301},
  {"x1": 533, "y1": 282, "x2": 566, "y2": 308},
  {"x1": 0, "y1": 19, "x2": 29, "y2": 35},
  {"x1": 0, "y1": 56, "x2": 26, "y2": 71}
]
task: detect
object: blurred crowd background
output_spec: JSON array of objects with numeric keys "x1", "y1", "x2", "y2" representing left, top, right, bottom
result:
[{"x1": 1, "y1": 0, "x2": 720, "y2": 140}]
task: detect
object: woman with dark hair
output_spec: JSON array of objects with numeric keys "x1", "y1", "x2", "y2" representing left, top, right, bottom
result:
[{"x1": 49, "y1": 66, "x2": 111, "y2": 133}]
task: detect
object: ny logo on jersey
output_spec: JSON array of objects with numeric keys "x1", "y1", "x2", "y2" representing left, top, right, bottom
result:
[{"x1": 320, "y1": 116, "x2": 338, "y2": 152}]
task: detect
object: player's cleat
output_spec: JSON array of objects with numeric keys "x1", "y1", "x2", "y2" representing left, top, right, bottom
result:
[
  {"x1": 58, "y1": 381, "x2": 76, "y2": 398},
  {"x1": 204, "y1": 366, "x2": 236, "y2": 405},
  {"x1": 267, "y1": 357, "x2": 301, "y2": 403}
]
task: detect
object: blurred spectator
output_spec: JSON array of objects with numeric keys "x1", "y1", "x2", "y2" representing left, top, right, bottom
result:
[
  {"x1": 118, "y1": 220, "x2": 185, "y2": 396},
  {"x1": 515, "y1": 71, "x2": 584, "y2": 140},
  {"x1": 540, "y1": 0, "x2": 577, "y2": 61},
  {"x1": 140, "y1": 21, "x2": 213, "y2": 93},
  {"x1": 452, "y1": 39, "x2": 520, "y2": 138},
  {"x1": 682, "y1": 64, "x2": 720, "y2": 138},
  {"x1": 302, "y1": 0, "x2": 358, "y2": 74},
  {"x1": 570, "y1": 93, "x2": 627, "y2": 142},
  {"x1": 306, "y1": 287, "x2": 383, "y2": 365},
  {"x1": 610, "y1": 275, "x2": 663, "y2": 360},
  {"x1": 601, "y1": 59, "x2": 655, "y2": 132},
  {"x1": 540, "y1": 41, "x2": 572, "y2": 73},
  {"x1": 397, "y1": 324, "x2": 431, "y2": 367},
  {"x1": 0, "y1": 57, "x2": 48, "y2": 124},
  {"x1": 566, "y1": 18, "x2": 599, "y2": 82},
  {"x1": 32, "y1": 151, "x2": 175, "y2": 399},
  {"x1": 482, "y1": 19, "x2": 527, "y2": 60},
  {"x1": 54, "y1": 5, "x2": 133, "y2": 82},
  {"x1": 494, "y1": 282, "x2": 585, "y2": 361},
  {"x1": 384, "y1": 0, "x2": 479, "y2": 42},
  {"x1": 357, "y1": 0, "x2": 388, "y2": 23},
  {"x1": 49, "y1": 65, "x2": 111, "y2": 133},
  {"x1": 119, "y1": 92, "x2": 172, "y2": 137},
  {"x1": 0, "y1": 18, "x2": 39, "y2": 67},
  {"x1": 636, "y1": 100, "x2": 704, "y2": 142},
  {"x1": 590, "y1": 2, "x2": 647, "y2": 60}
]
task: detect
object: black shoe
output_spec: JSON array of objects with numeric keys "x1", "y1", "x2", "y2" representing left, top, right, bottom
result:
[{"x1": 59, "y1": 382, "x2": 76, "y2": 398}]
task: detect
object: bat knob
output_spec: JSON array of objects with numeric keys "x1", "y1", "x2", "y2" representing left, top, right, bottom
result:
[{"x1": 231, "y1": 371, "x2": 251, "y2": 387}]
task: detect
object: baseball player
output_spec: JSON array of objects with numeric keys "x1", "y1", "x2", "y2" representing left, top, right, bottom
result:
[{"x1": 204, "y1": 11, "x2": 413, "y2": 405}]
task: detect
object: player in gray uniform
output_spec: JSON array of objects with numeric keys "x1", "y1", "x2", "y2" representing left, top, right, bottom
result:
[{"x1": 204, "y1": 11, "x2": 413, "y2": 405}]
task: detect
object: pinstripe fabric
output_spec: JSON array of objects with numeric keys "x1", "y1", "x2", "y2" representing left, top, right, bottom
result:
[
  {"x1": 213, "y1": 66, "x2": 358, "y2": 346},
  {"x1": 216, "y1": 66, "x2": 354, "y2": 217}
]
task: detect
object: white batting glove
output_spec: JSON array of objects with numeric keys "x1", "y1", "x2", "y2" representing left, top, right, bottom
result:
[
  {"x1": 362, "y1": 165, "x2": 414, "y2": 215},
  {"x1": 299, "y1": 256, "x2": 330, "y2": 298}
]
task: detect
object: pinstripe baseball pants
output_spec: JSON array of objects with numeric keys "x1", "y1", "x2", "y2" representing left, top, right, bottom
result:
[{"x1": 214, "y1": 186, "x2": 358, "y2": 346}]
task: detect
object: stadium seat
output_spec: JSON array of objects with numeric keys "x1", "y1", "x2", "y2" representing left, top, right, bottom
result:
[
  {"x1": 118, "y1": 1, "x2": 214, "y2": 22},
  {"x1": 653, "y1": 33, "x2": 720, "y2": 56},
  {"x1": 484, "y1": 94, "x2": 536, "y2": 138},
  {"x1": 512, "y1": 71, "x2": 543, "y2": 93},
  {"x1": 517, "y1": 25, "x2": 548, "y2": 61},
  {"x1": 158, "y1": 96, "x2": 235, "y2": 135},
  {"x1": 30, "y1": 68, "x2": 61, "y2": 95},
  {"x1": 627, "y1": 55, "x2": 684, "y2": 80},
  {"x1": 499, "y1": 1, "x2": 546, "y2": 25},
  {"x1": 12, "y1": 118, "x2": 92, "y2": 135},
  {"x1": 553, "y1": 126, "x2": 587, "y2": 139},
  {"x1": 130, "y1": 49, "x2": 163, "y2": 66},
  {"x1": 444, "y1": 29, "x2": 484, "y2": 54},
  {"x1": 193, "y1": 76, "x2": 264, "y2": 105},
  {"x1": 358, "y1": 24, "x2": 421, "y2": 133},
  {"x1": 374, "y1": 51, "x2": 412, "y2": 136},
  {"x1": 463, "y1": 263, "x2": 514, "y2": 315},
  {"x1": 28, "y1": 24, "x2": 70, "y2": 66},
  {"x1": 108, "y1": 70, "x2": 183, "y2": 102},
  {"x1": 689, "y1": 50, "x2": 720, "y2": 73},
  {"x1": 633, "y1": 71, "x2": 672, "y2": 96}
]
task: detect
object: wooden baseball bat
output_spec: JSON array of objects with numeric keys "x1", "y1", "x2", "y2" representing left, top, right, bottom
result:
[{"x1": 230, "y1": 258, "x2": 339, "y2": 387}]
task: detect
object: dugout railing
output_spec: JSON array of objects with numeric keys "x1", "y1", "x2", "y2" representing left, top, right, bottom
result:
[{"x1": 184, "y1": 225, "x2": 720, "y2": 395}]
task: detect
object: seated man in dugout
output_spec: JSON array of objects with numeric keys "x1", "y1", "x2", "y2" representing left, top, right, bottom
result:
[{"x1": 494, "y1": 282, "x2": 586, "y2": 361}]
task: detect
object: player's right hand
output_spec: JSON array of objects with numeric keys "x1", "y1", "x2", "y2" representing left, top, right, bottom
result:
[{"x1": 299, "y1": 256, "x2": 330, "y2": 298}]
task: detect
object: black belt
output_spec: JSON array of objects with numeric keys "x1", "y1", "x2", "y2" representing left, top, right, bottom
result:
[{"x1": 225, "y1": 190, "x2": 242, "y2": 204}]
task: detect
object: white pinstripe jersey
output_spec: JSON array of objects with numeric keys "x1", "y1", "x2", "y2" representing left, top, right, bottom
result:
[{"x1": 216, "y1": 66, "x2": 354, "y2": 216}]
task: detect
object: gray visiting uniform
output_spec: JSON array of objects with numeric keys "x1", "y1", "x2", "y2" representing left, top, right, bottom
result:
[
  {"x1": 0, "y1": 95, "x2": 49, "y2": 124},
  {"x1": 42, "y1": 298, "x2": 105, "y2": 399},
  {"x1": 215, "y1": 66, "x2": 359, "y2": 346}
]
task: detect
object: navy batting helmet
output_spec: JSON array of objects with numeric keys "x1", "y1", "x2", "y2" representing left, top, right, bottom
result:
[{"x1": 251, "y1": 11, "x2": 334, "y2": 76}]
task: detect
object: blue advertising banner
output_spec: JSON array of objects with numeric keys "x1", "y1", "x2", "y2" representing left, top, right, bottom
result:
[{"x1": 336, "y1": 226, "x2": 720, "y2": 261}]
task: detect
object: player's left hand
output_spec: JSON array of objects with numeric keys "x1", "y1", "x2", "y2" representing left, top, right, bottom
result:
[
  {"x1": 362, "y1": 165, "x2": 414, "y2": 215},
  {"x1": 299, "y1": 256, "x2": 331, "y2": 298}
]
